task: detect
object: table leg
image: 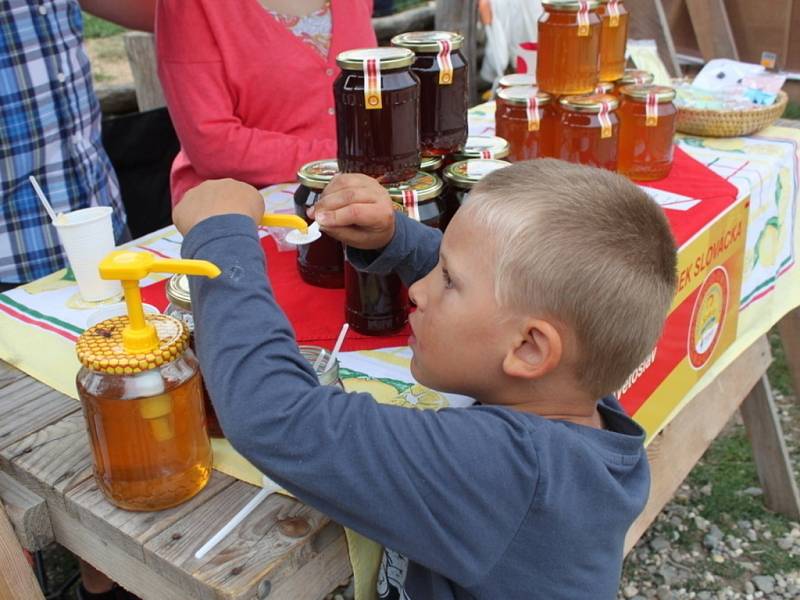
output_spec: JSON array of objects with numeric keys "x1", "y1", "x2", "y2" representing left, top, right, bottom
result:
[
  {"x1": 0, "y1": 501, "x2": 45, "y2": 599},
  {"x1": 777, "y1": 305, "x2": 800, "y2": 402},
  {"x1": 740, "y1": 374, "x2": 800, "y2": 520}
]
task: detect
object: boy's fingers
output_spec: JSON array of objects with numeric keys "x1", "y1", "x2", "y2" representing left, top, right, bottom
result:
[
  {"x1": 315, "y1": 203, "x2": 367, "y2": 227},
  {"x1": 323, "y1": 173, "x2": 375, "y2": 195}
]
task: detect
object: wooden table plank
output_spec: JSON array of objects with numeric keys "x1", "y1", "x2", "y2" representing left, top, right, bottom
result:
[
  {"x1": 0, "y1": 472, "x2": 53, "y2": 551},
  {"x1": 0, "y1": 362, "x2": 28, "y2": 391},
  {"x1": 144, "y1": 481, "x2": 347, "y2": 600},
  {"x1": 0, "y1": 377, "x2": 79, "y2": 451},
  {"x1": 0, "y1": 501, "x2": 44, "y2": 600}
]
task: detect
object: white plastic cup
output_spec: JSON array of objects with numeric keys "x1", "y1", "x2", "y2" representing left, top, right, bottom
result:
[{"x1": 53, "y1": 206, "x2": 121, "y2": 302}]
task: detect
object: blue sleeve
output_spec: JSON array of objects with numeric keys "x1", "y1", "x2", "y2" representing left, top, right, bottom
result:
[{"x1": 181, "y1": 215, "x2": 538, "y2": 588}]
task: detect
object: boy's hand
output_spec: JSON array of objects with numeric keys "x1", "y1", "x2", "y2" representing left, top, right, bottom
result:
[
  {"x1": 173, "y1": 179, "x2": 264, "y2": 236},
  {"x1": 310, "y1": 174, "x2": 396, "y2": 250}
]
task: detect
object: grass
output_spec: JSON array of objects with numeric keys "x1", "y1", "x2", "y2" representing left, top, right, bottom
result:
[{"x1": 82, "y1": 13, "x2": 125, "y2": 39}]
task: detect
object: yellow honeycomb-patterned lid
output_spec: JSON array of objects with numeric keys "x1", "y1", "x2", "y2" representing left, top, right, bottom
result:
[{"x1": 76, "y1": 314, "x2": 189, "y2": 375}]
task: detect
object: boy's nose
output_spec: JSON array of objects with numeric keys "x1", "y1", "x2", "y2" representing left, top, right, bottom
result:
[{"x1": 408, "y1": 280, "x2": 423, "y2": 310}]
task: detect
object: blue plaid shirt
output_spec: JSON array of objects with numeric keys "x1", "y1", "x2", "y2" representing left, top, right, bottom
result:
[{"x1": 0, "y1": 0, "x2": 126, "y2": 284}]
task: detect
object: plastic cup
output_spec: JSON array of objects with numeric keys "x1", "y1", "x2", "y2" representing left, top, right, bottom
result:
[{"x1": 53, "y1": 207, "x2": 121, "y2": 302}]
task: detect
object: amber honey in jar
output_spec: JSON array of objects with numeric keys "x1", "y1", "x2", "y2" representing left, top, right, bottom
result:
[
  {"x1": 495, "y1": 86, "x2": 557, "y2": 161},
  {"x1": 441, "y1": 159, "x2": 511, "y2": 229},
  {"x1": 597, "y1": 0, "x2": 629, "y2": 82},
  {"x1": 335, "y1": 48, "x2": 420, "y2": 183},
  {"x1": 392, "y1": 31, "x2": 468, "y2": 156},
  {"x1": 498, "y1": 73, "x2": 537, "y2": 90},
  {"x1": 613, "y1": 69, "x2": 654, "y2": 94},
  {"x1": 293, "y1": 159, "x2": 344, "y2": 288},
  {"x1": 557, "y1": 94, "x2": 620, "y2": 171},
  {"x1": 387, "y1": 171, "x2": 446, "y2": 230},
  {"x1": 451, "y1": 135, "x2": 511, "y2": 162},
  {"x1": 618, "y1": 85, "x2": 677, "y2": 181},
  {"x1": 537, "y1": 0, "x2": 602, "y2": 95},
  {"x1": 76, "y1": 315, "x2": 212, "y2": 511}
]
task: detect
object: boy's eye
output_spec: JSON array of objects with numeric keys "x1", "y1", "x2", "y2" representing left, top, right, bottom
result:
[{"x1": 442, "y1": 268, "x2": 454, "y2": 289}]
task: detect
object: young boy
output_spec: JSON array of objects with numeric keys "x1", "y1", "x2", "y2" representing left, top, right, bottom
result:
[{"x1": 173, "y1": 159, "x2": 677, "y2": 600}]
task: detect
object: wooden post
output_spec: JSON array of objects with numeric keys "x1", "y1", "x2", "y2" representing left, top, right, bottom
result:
[
  {"x1": 123, "y1": 32, "x2": 166, "y2": 112},
  {"x1": 625, "y1": 0, "x2": 682, "y2": 77},
  {"x1": 0, "y1": 473, "x2": 53, "y2": 552},
  {"x1": 0, "y1": 501, "x2": 44, "y2": 600},
  {"x1": 435, "y1": 0, "x2": 479, "y2": 105},
  {"x1": 685, "y1": 0, "x2": 739, "y2": 61},
  {"x1": 777, "y1": 306, "x2": 800, "y2": 402},
  {"x1": 740, "y1": 375, "x2": 800, "y2": 520}
]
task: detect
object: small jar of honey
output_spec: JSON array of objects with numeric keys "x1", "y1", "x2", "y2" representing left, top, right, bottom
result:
[
  {"x1": 451, "y1": 136, "x2": 511, "y2": 162},
  {"x1": 597, "y1": 0, "x2": 629, "y2": 82},
  {"x1": 613, "y1": 69, "x2": 654, "y2": 94},
  {"x1": 420, "y1": 154, "x2": 444, "y2": 176},
  {"x1": 391, "y1": 31, "x2": 469, "y2": 156},
  {"x1": 344, "y1": 264, "x2": 408, "y2": 336},
  {"x1": 594, "y1": 81, "x2": 615, "y2": 95},
  {"x1": 557, "y1": 94, "x2": 620, "y2": 171},
  {"x1": 386, "y1": 171, "x2": 446, "y2": 230},
  {"x1": 334, "y1": 48, "x2": 420, "y2": 183},
  {"x1": 495, "y1": 86, "x2": 557, "y2": 161},
  {"x1": 498, "y1": 73, "x2": 536, "y2": 90},
  {"x1": 165, "y1": 274, "x2": 223, "y2": 438},
  {"x1": 617, "y1": 85, "x2": 677, "y2": 181},
  {"x1": 441, "y1": 159, "x2": 511, "y2": 228},
  {"x1": 294, "y1": 159, "x2": 344, "y2": 288},
  {"x1": 537, "y1": 0, "x2": 602, "y2": 95}
]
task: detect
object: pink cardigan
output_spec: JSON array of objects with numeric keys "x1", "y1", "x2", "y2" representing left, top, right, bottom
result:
[{"x1": 156, "y1": 0, "x2": 377, "y2": 203}]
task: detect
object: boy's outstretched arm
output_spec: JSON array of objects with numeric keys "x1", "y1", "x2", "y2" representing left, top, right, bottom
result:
[{"x1": 173, "y1": 181, "x2": 539, "y2": 589}]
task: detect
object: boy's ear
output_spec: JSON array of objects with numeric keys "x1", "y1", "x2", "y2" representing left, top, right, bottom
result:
[{"x1": 502, "y1": 319, "x2": 563, "y2": 380}]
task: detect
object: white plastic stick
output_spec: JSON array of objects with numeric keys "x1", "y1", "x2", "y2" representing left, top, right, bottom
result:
[
  {"x1": 312, "y1": 349, "x2": 327, "y2": 372},
  {"x1": 29, "y1": 176, "x2": 58, "y2": 222},
  {"x1": 325, "y1": 323, "x2": 349, "y2": 371}
]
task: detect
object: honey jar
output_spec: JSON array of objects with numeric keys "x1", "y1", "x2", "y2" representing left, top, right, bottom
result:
[
  {"x1": 557, "y1": 94, "x2": 620, "y2": 171},
  {"x1": 386, "y1": 171, "x2": 446, "y2": 230},
  {"x1": 498, "y1": 73, "x2": 536, "y2": 89},
  {"x1": 392, "y1": 31, "x2": 468, "y2": 156},
  {"x1": 293, "y1": 159, "x2": 344, "y2": 288},
  {"x1": 537, "y1": 0, "x2": 602, "y2": 95},
  {"x1": 613, "y1": 69, "x2": 654, "y2": 94},
  {"x1": 441, "y1": 159, "x2": 511, "y2": 228},
  {"x1": 334, "y1": 48, "x2": 420, "y2": 183},
  {"x1": 594, "y1": 81, "x2": 615, "y2": 95},
  {"x1": 76, "y1": 252, "x2": 218, "y2": 511},
  {"x1": 495, "y1": 86, "x2": 557, "y2": 161},
  {"x1": 344, "y1": 263, "x2": 408, "y2": 336},
  {"x1": 451, "y1": 135, "x2": 511, "y2": 162},
  {"x1": 420, "y1": 153, "x2": 444, "y2": 176},
  {"x1": 597, "y1": 0, "x2": 629, "y2": 82},
  {"x1": 618, "y1": 85, "x2": 677, "y2": 181},
  {"x1": 165, "y1": 274, "x2": 223, "y2": 438}
]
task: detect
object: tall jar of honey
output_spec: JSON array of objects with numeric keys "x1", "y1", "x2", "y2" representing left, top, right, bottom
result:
[
  {"x1": 557, "y1": 94, "x2": 620, "y2": 171},
  {"x1": 391, "y1": 31, "x2": 469, "y2": 156},
  {"x1": 618, "y1": 85, "x2": 677, "y2": 181},
  {"x1": 334, "y1": 48, "x2": 420, "y2": 183},
  {"x1": 495, "y1": 86, "x2": 557, "y2": 161},
  {"x1": 76, "y1": 252, "x2": 218, "y2": 511},
  {"x1": 386, "y1": 171, "x2": 446, "y2": 230},
  {"x1": 597, "y1": 0, "x2": 629, "y2": 82},
  {"x1": 441, "y1": 159, "x2": 511, "y2": 229},
  {"x1": 537, "y1": 0, "x2": 602, "y2": 95},
  {"x1": 613, "y1": 69, "x2": 654, "y2": 94},
  {"x1": 165, "y1": 274, "x2": 223, "y2": 438},
  {"x1": 451, "y1": 136, "x2": 511, "y2": 162},
  {"x1": 293, "y1": 159, "x2": 344, "y2": 288}
]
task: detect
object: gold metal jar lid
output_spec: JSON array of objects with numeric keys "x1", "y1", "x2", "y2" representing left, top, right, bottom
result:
[
  {"x1": 616, "y1": 69, "x2": 654, "y2": 87},
  {"x1": 443, "y1": 159, "x2": 510, "y2": 189},
  {"x1": 297, "y1": 159, "x2": 339, "y2": 190},
  {"x1": 336, "y1": 47, "x2": 415, "y2": 71},
  {"x1": 542, "y1": 0, "x2": 601, "y2": 10},
  {"x1": 391, "y1": 31, "x2": 464, "y2": 53},
  {"x1": 76, "y1": 315, "x2": 190, "y2": 375},
  {"x1": 498, "y1": 73, "x2": 536, "y2": 88},
  {"x1": 497, "y1": 86, "x2": 552, "y2": 106},
  {"x1": 420, "y1": 154, "x2": 444, "y2": 173},
  {"x1": 594, "y1": 81, "x2": 615, "y2": 94},
  {"x1": 560, "y1": 93, "x2": 620, "y2": 112},
  {"x1": 166, "y1": 274, "x2": 192, "y2": 312},
  {"x1": 620, "y1": 84, "x2": 676, "y2": 103},
  {"x1": 454, "y1": 136, "x2": 511, "y2": 160},
  {"x1": 386, "y1": 172, "x2": 444, "y2": 203}
]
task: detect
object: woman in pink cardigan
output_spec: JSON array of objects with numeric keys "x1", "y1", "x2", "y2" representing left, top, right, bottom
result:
[{"x1": 156, "y1": 0, "x2": 376, "y2": 203}]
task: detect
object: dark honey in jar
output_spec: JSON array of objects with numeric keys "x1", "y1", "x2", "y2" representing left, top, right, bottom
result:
[
  {"x1": 557, "y1": 94, "x2": 620, "y2": 171},
  {"x1": 598, "y1": 0, "x2": 629, "y2": 82},
  {"x1": 344, "y1": 264, "x2": 408, "y2": 336},
  {"x1": 387, "y1": 171, "x2": 446, "y2": 230},
  {"x1": 618, "y1": 85, "x2": 677, "y2": 181},
  {"x1": 537, "y1": 0, "x2": 602, "y2": 95},
  {"x1": 335, "y1": 48, "x2": 420, "y2": 183},
  {"x1": 495, "y1": 86, "x2": 557, "y2": 161},
  {"x1": 294, "y1": 159, "x2": 344, "y2": 288},
  {"x1": 441, "y1": 159, "x2": 511, "y2": 229},
  {"x1": 392, "y1": 31, "x2": 468, "y2": 156}
]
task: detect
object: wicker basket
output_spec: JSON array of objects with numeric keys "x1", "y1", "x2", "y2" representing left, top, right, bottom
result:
[{"x1": 675, "y1": 91, "x2": 788, "y2": 138}]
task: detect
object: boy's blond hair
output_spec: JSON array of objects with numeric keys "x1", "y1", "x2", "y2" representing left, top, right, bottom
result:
[{"x1": 463, "y1": 159, "x2": 677, "y2": 398}]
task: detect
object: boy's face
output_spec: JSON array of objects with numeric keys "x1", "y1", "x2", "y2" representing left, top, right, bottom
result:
[{"x1": 407, "y1": 210, "x2": 513, "y2": 397}]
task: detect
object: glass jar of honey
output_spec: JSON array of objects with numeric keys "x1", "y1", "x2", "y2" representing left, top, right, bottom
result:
[
  {"x1": 421, "y1": 153, "x2": 444, "y2": 176},
  {"x1": 537, "y1": 0, "x2": 602, "y2": 95},
  {"x1": 293, "y1": 159, "x2": 344, "y2": 288},
  {"x1": 441, "y1": 159, "x2": 511, "y2": 228},
  {"x1": 165, "y1": 274, "x2": 223, "y2": 438},
  {"x1": 451, "y1": 136, "x2": 511, "y2": 162},
  {"x1": 597, "y1": 0, "x2": 629, "y2": 82},
  {"x1": 498, "y1": 73, "x2": 536, "y2": 90},
  {"x1": 344, "y1": 263, "x2": 408, "y2": 336},
  {"x1": 495, "y1": 86, "x2": 557, "y2": 161},
  {"x1": 613, "y1": 69, "x2": 654, "y2": 94},
  {"x1": 594, "y1": 81, "x2": 615, "y2": 95},
  {"x1": 386, "y1": 171, "x2": 446, "y2": 230},
  {"x1": 557, "y1": 94, "x2": 620, "y2": 171},
  {"x1": 76, "y1": 315, "x2": 212, "y2": 511},
  {"x1": 618, "y1": 85, "x2": 677, "y2": 181},
  {"x1": 335, "y1": 48, "x2": 420, "y2": 183},
  {"x1": 392, "y1": 31, "x2": 468, "y2": 156}
]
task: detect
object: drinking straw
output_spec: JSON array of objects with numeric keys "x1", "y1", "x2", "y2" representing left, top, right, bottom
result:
[{"x1": 29, "y1": 176, "x2": 58, "y2": 222}]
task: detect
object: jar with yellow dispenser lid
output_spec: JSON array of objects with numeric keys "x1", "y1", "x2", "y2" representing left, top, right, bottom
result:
[
  {"x1": 75, "y1": 251, "x2": 219, "y2": 511},
  {"x1": 597, "y1": 0, "x2": 629, "y2": 82}
]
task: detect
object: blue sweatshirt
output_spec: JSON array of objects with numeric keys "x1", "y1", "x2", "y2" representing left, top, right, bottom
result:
[{"x1": 182, "y1": 213, "x2": 650, "y2": 600}]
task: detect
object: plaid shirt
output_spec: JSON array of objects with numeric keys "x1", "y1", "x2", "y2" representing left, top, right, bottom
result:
[{"x1": 0, "y1": 0, "x2": 126, "y2": 284}]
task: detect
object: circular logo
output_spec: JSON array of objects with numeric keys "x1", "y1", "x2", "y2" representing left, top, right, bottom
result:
[{"x1": 687, "y1": 266, "x2": 729, "y2": 370}]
